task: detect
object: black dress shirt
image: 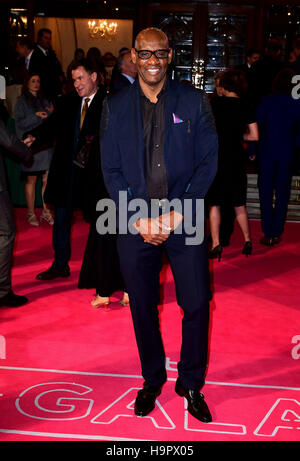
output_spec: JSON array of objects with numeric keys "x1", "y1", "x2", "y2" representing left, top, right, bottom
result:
[{"x1": 140, "y1": 83, "x2": 168, "y2": 201}]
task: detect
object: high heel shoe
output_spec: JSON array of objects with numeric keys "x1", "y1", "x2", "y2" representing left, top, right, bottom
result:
[
  {"x1": 40, "y1": 210, "x2": 54, "y2": 226},
  {"x1": 208, "y1": 244, "x2": 223, "y2": 261},
  {"x1": 91, "y1": 295, "x2": 110, "y2": 310},
  {"x1": 27, "y1": 212, "x2": 39, "y2": 227},
  {"x1": 242, "y1": 241, "x2": 252, "y2": 257},
  {"x1": 119, "y1": 292, "x2": 129, "y2": 306}
]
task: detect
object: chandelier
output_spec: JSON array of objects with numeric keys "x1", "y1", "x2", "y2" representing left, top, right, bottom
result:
[{"x1": 88, "y1": 19, "x2": 118, "y2": 41}]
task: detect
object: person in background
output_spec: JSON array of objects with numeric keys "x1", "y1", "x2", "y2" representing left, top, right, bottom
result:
[
  {"x1": 257, "y1": 67, "x2": 300, "y2": 246},
  {"x1": 209, "y1": 70, "x2": 236, "y2": 248},
  {"x1": 0, "y1": 120, "x2": 33, "y2": 307},
  {"x1": 23, "y1": 59, "x2": 104, "y2": 280},
  {"x1": 66, "y1": 48, "x2": 85, "y2": 93},
  {"x1": 248, "y1": 39, "x2": 284, "y2": 109},
  {"x1": 86, "y1": 47, "x2": 106, "y2": 87},
  {"x1": 212, "y1": 71, "x2": 225, "y2": 98},
  {"x1": 14, "y1": 72, "x2": 54, "y2": 226},
  {"x1": 15, "y1": 37, "x2": 35, "y2": 80},
  {"x1": 31, "y1": 28, "x2": 65, "y2": 103},
  {"x1": 110, "y1": 47, "x2": 130, "y2": 90},
  {"x1": 237, "y1": 48, "x2": 261, "y2": 74},
  {"x1": 207, "y1": 69, "x2": 259, "y2": 260},
  {"x1": 109, "y1": 49, "x2": 137, "y2": 94}
]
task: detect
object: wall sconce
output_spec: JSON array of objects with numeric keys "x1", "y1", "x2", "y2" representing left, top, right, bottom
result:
[{"x1": 88, "y1": 19, "x2": 118, "y2": 41}]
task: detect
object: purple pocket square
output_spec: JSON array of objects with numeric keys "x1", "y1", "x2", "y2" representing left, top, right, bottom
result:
[{"x1": 172, "y1": 113, "x2": 184, "y2": 124}]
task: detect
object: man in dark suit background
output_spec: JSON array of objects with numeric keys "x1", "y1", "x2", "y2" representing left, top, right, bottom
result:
[
  {"x1": 25, "y1": 58, "x2": 106, "y2": 280},
  {"x1": 16, "y1": 29, "x2": 65, "y2": 103},
  {"x1": 248, "y1": 39, "x2": 284, "y2": 109},
  {"x1": 237, "y1": 48, "x2": 261, "y2": 76},
  {"x1": 101, "y1": 28, "x2": 218, "y2": 423},
  {"x1": 109, "y1": 49, "x2": 137, "y2": 94},
  {"x1": 0, "y1": 120, "x2": 33, "y2": 307}
]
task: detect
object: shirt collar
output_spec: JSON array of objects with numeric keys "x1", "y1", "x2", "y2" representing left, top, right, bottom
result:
[
  {"x1": 139, "y1": 77, "x2": 168, "y2": 103},
  {"x1": 81, "y1": 90, "x2": 97, "y2": 109},
  {"x1": 122, "y1": 73, "x2": 135, "y2": 84},
  {"x1": 37, "y1": 45, "x2": 48, "y2": 56},
  {"x1": 25, "y1": 50, "x2": 34, "y2": 68}
]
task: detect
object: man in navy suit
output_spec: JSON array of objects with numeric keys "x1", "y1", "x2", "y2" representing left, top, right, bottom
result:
[{"x1": 101, "y1": 28, "x2": 218, "y2": 423}]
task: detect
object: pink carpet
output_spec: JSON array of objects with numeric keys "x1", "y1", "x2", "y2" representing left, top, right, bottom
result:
[{"x1": 0, "y1": 208, "x2": 299, "y2": 441}]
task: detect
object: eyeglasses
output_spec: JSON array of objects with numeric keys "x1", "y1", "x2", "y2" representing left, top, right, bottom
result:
[{"x1": 134, "y1": 49, "x2": 170, "y2": 60}]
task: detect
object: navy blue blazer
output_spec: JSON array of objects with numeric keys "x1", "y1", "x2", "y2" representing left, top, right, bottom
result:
[{"x1": 101, "y1": 78, "x2": 218, "y2": 220}]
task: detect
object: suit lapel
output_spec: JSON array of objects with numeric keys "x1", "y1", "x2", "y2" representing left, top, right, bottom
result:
[
  {"x1": 164, "y1": 79, "x2": 179, "y2": 163},
  {"x1": 121, "y1": 81, "x2": 145, "y2": 173}
]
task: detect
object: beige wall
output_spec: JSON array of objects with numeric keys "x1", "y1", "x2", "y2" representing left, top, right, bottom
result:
[{"x1": 34, "y1": 17, "x2": 133, "y2": 73}]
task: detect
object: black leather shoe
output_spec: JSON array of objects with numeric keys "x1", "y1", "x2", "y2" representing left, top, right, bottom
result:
[
  {"x1": 0, "y1": 290, "x2": 28, "y2": 307},
  {"x1": 260, "y1": 236, "x2": 273, "y2": 246},
  {"x1": 175, "y1": 378, "x2": 212, "y2": 423},
  {"x1": 134, "y1": 382, "x2": 163, "y2": 417},
  {"x1": 36, "y1": 265, "x2": 70, "y2": 281}
]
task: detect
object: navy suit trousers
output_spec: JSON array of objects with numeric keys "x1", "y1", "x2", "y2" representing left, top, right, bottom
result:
[
  {"x1": 52, "y1": 204, "x2": 73, "y2": 269},
  {"x1": 117, "y1": 232, "x2": 210, "y2": 391},
  {"x1": 258, "y1": 158, "x2": 292, "y2": 238}
]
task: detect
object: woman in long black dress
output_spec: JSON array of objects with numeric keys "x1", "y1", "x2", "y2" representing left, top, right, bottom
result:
[{"x1": 207, "y1": 69, "x2": 259, "y2": 260}]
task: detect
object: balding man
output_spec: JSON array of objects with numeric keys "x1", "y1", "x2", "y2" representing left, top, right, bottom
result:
[{"x1": 101, "y1": 28, "x2": 218, "y2": 423}]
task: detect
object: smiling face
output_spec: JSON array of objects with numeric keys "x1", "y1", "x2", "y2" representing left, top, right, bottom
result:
[
  {"x1": 71, "y1": 66, "x2": 98, "y2": 98},
  {"x1": 131, "y1": 28, "x2": 172, "y2": 96}
]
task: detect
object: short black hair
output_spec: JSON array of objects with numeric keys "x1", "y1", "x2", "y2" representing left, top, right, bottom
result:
[
  {"x1": 37, "y1": 28, "x2": 52, "y2": 40},
  {"x1": 69, "y1": 58, "x2": 99, "y2": 75},
  {"x1": 246, "y1": 48, "x2": 260, "y2": 57}
]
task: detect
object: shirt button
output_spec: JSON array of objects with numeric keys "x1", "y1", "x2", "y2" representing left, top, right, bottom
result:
[
  {"x1": 157, "y1": 164, "x2": 161, "y2": 167},
  {"x1": 155, "y1": 144, "x2": 159, "y2": 148}
]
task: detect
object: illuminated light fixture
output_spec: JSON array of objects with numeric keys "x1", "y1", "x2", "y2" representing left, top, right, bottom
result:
[{"x1": 88, "y1": 19, "x2": 118, "y2": 41}]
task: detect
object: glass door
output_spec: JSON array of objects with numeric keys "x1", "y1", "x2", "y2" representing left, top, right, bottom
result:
[
  {"x1": 204, "y1": 12, "x2": 248, "y2": 93},
  {"x1": 153, "y1": 12, "x2": 194, "y2": 83},
  {"x1": 146, "y1": 3, "x2": 255, "y2": 93}
]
